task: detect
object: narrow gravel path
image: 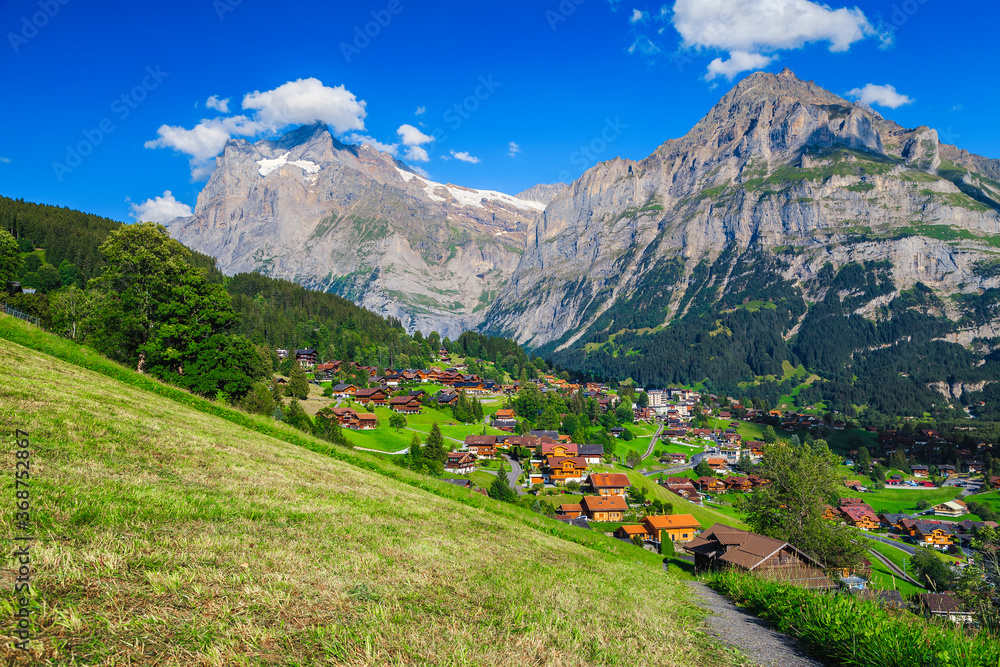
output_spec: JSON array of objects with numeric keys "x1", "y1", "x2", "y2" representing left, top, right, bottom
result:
[{"x1": 685, "y1": 581, "x2": 826, "y2": 667}]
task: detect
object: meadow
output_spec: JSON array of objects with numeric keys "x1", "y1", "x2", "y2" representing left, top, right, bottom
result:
[{"x1": 0, "y1": 316, "x2": 734, "y2": 666}]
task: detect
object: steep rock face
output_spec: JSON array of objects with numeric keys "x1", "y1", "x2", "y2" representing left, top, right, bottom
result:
[
  {"x1": 482, "y1": 69, "x2": 1000, "y2": 349},
  {"x1": 167, "y1": 123, "x2": 544, "y2": 338},
  {"x1": 515, "y1": 183, "x2": 568, "y2": 206}
]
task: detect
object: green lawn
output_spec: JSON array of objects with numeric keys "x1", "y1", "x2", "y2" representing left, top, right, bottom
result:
[
  {"x1": 617, "y1": 466, "x2": 747, "y2": 529},
  {"x1": 859, "y1": 486, "x2": 962, "y2": 514}
]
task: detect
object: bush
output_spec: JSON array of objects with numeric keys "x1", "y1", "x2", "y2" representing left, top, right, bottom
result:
[{"x1": 713, "y1": 571, "x2": 1000, "y2": 667}]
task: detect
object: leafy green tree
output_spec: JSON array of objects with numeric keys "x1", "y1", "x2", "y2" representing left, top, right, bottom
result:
[
  {"x1": 537, "y1": 406, "x2": 561, "y2": 431},
  {"x1": 566, "y1": 480, "x2": 581, "y2": 493},
  {"x1": 626, "y1": 449, "x2": 642, "y2": 468},
  {"x1": 637, "y1": 391, "x2": 649, "y2": 409},
  {"x1": 57, "y1": 259, "x2": 85, "y2": 288},
  {"x1": 621, "y1": 427, "x2": 634, "y2": 442},
  {"x1": 48, "y1": 285, "x2": 92, "y2": 340},
  {"x1": 561, "y1": 413, "x2": 579, "y2": 436},
  {"x1": 0, "y1": 229, "x2": 24, "y2": 285},
  {"x1": 389, "y1": 412, "x2": 407, "y2": 432},
  {"x1": 616, "y1": 403, "x2": 635, "y2": 424},
  {"x1": 736, "y1": 440, "x2": 866, "y2": 569},
  {"x1": 761, "y1": 425, "x2": 777, "y2": 444},
  {"x1": 736, "y1": 452, "x2": 754, "y2": 473},
  {"x1": 88, "y1": 223, "x2": 193, "y2": 366},
  {"x1": 20, "y1": 253, "x2": 42, "y2": 276},
  {"x1": 909, "y1": 548, "x2": 956, "y2": 592},
  {"x1": 694, "y1": 460, "x2": 714, "y2": 478},
  {"x1": 23, "y1": 262, "x2": 61, "y2": 292},
  {"x1": 288, "y1": 360, "x2": 310, "y2": 400}
]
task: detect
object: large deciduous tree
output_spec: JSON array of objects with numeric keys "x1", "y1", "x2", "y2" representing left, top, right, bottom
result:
[
  {"x1": 736, "y1": 440, "x2": 866, "y2": 570},
  {"x1": 0, "y1": 229, "x2": 23, "y2": 284}
]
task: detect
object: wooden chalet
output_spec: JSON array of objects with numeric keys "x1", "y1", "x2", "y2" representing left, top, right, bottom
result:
[
  {"x1": 642, "y1": 514, "x2": 700, "y2": 544},
  {"x1": 294, "y1": 348, "x2": 318, "y2": 368},
  {"x1": 685, "y1": 524, "x2": 836, "y2": 590},
  {"x1": 723, "y1": 476, "x2": 752, "y2": 492},
  {"x1": 588, "y1": 472, "x2": 631, "y2": 497},
  {"x1": 614, "y1": 524, "x2": 649, "y2": 540},
  {"x1": 464, "y1": 435, "x2": 498, "y2": 459},
  {"x1": 387, "y1": 395, "x2": 423, "y2": 414},
  {"x1": 354, "y1": 388, "x2": 388, "y2": 405},
  {"x1": 546, "y1": 456, "x2": 588, "y2": 484},
  {"x1": 934, "y1": 500, "x2": 968, "y2": 518},
  {"x1": 445, "y1": 451, "x2": 478, "y2": 474},
  {"x1": 578, "y1": 444, "x2": 604, "y2": 464},
  {"x1": 910, "y1": 522, "x2": 955, "y2": 548},
  {"x1": 581, "y1": 495, "x2": 627, "y2": 522},
  {"x1": 541, "y1": 441, "x2": 578, "y2": 457},
  {"x1": 557, "y1": 503, "x2": 583, "y2": 519},
  {"x1": 839, "y1": 506, "x2": 879, "y2": 530},
  {"x1": 919, "y1": 593, "x2": 976, "y2": 624},
  {"x1": 356, "y1": 413, "x2": 379, "y2": 430},
  {"x1": 706, "y1": 457, "x2": 728, "y2": 473},
  {"x1": 695, "y1": 477, "x2": 725, "y2": 493}
]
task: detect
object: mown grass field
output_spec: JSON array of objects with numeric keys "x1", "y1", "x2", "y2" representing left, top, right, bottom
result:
[{"x1": 0, "y1": 316, "x2": 740, "y2": 666}]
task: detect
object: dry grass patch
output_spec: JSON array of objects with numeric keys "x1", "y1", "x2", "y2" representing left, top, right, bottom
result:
[{"x1": 0, "y1": 336, "x2": 732, "y2": 666}]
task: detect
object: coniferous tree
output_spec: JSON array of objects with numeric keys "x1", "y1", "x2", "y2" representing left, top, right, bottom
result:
[
  {"x1": 422, "y1": 423, "x2": 447, "y2": 475},
  {"x1": 288, "y1": 360, "x2": 310, "y2": 400},
  {"x1": 488, "y1": 462, "x2": 517, "y2": 503}
]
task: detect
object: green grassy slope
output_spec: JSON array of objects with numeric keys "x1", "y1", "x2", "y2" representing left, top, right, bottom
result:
[{"x1": 0, "y1": 316, "x2": 730, "y2": 666}]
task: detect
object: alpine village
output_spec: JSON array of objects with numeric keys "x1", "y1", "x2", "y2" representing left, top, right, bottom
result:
[{"x1": 4, "y1": 3, "x2": 1000, "y2": 665}]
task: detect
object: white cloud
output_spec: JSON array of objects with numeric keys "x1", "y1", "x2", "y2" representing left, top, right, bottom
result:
[
  {"x1": 129, "y1": 190, "x2": 193, "y2": 224},
  {"x1": 397, "y1": 124, "x2": 435, "y2": 162},
  {"x1": 242, "y1": 78, "x2": 367, "y2": 133},
  {"x1": 846, "y1": 83, "x2": 912, "y2": 109},
  {"x1": 450, "y1": 150, "x2": 480, "y2": 164},
  {"x1": 673, "y1": 0, "x2": 875, "y2": 53},
  {"x1": 345, "y1": 133, "x2": 400, "y2": 156},
  {"x1": 0, "y1": 156, "x2": 11, "y2": 164},
  {"x1": 706, "y1": 50, "x2": 776, "y2": 81},
  {"x1": 630, "y1": 8, "x2": 646, "y2": 23},
  {"x1": 628, "y1": 36, "x2": 661, "y2": 55},
  {"x1": 206, "y1": 95, "x2": 230, "y2": 113},
  {"x1": 145, "y1": 115, "x2": 268, "y2": 180},
  {"x1": 415, "y1": 106, "x2": 426, "y2": 115},
  {"x1": 669, "y1": 0, "x2": 883, "y2": 78},
  {"x1": 508, "y1": 141, "x2": 521, "y2": 158}
]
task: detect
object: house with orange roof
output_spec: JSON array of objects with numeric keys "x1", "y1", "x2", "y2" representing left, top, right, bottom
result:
[
  {"x1": 588, "y1": 472, "x2": 631, "y2": 496},
  {"x1": 642, "y1": 514, "x2": 701, "y2": 544},
  {"x1": 839, "y1": 505, "x2": 879, "y2": 530},
  {"x1": 615, "y1": 524, "x2": 649, "y2": 540}
]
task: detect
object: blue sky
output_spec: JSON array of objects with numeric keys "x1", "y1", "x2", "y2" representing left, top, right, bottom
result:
[{"x1": 1, "y1": 0, "x2": 997, "y2": 222}]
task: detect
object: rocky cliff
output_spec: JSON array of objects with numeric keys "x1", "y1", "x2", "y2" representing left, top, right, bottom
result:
[
  {"x1": 481, "y1": 69, "x2": 1000, "y2": 354},
  {"x1": 166, "y1": 123, "x2": 544, "y2": 339}
]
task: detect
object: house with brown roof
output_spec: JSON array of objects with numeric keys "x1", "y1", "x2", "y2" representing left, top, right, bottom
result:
[
  {"x1": 662, "y1": 477, "x2": 700, "y2": 503},
  {"x1": 684, "y1": 524, "x2": 836, "y2": 590},
  {"x1": 465, "y1": 435, "x2": 497, "y2": 459},
  {"x1": 388, "y1": 395, "x2": 423, "y2": 414},
  {"x1": 354, "y1": 388, "x2": 388, "y2": 405},
  {"x1": 445, "y1": 451, "x2": 478, "y2": 474},
  {"x1": 706, "y1": 458, "x2": 728, "y2": 473},
  {"x1": 581, "y1": 495, "x2": 628, "y2": 521},
  {"x1": 695, "y1": 477, "x2": 725, "y2": 493},
  {"x1": 578, "y1": 444, "x2": 604, "y2": 464},
  {"x1": 918, "y1": 593, "x2": 976, "y2": 624},
  {"x1": 642, "y1": 514, "x2": 700, "y2": 544},
  {"x1": 356, "y1": 413, "x2": 379, "y2": 430},
  {"x1": 724, "y1": 476, "x2": 752, "y2": 492},
  {"x1": 546, "y1": 456, "x2": 589, "y2": 484},
  {"x1": 588, "y1": 472, "x2": 631, "y2": 496}
]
